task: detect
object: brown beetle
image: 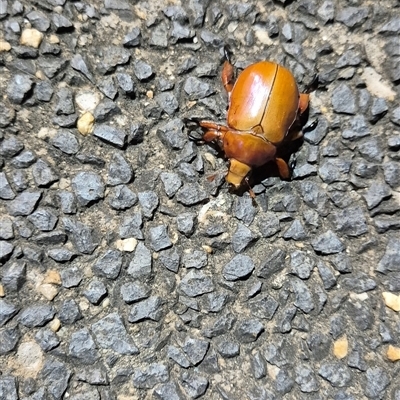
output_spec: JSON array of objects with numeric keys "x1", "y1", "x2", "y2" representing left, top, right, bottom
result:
[{"x1": 198, "y1": 51, "x2": 316, "y2": 190}]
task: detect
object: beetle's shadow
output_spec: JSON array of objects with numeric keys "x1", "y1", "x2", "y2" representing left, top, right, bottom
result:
[{"x1": 251, "y1": 136, "x2": 304, "y2": 185}]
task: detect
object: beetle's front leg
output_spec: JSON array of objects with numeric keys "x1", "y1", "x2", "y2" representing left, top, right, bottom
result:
[{"x1": 199, "y1": 121, "x2": 228, "y2": 143}]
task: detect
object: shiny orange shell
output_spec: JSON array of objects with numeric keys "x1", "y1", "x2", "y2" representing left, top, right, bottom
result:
[{"x1": 227, "y1": 61, "x2": 300, "y2": 144}]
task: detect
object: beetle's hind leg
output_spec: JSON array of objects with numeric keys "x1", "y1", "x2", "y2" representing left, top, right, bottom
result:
[{"x1": 221, "y1": 47, "x2": 235, "y2": 97}]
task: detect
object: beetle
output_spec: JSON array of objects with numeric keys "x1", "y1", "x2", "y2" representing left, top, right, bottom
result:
[{"x1": 197, "y1": 50, "x2": 317, "y2": 191}]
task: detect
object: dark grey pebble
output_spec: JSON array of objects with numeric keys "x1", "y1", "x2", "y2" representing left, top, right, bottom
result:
[
  {"x1": 179, "y1": 269, "x2": 214, "y2": 297},
  {"x1": 32, "y1": 159, "x2": 59, "y2": 187},
  {"x1": 329, "y1": 206, "x2": 368, "y2": 237},
  {"x1": 7, "y1": 74, "x2": 33, "y2": 104},
  {"x1": 27, "y1": 207, "x2": 58, "y2": 232},
  {"x1": 70, "y1": 54, "x2": 94, "y2": 82},
  {"x1": 133, "y1": 60, "x2": 153, "y2": 81},
  {"x1": 92, "y1": 249, "x2": 122, "y2": 279},
  {"x1": 182, "y1": 250, "x2": 207, "y2": 269},
  {"x1": 149, "y1": 225, "x2": 172, "y2": 251},
  {"x1": 107, "y1": 152, "x2": 133, "y2": 186},
  {"x1": 41, "y1": 358, "x2": 71, "y2": 400},
  {"x1": 93, "y1": 124, "x2": 127, "y2": 148},
  {"x1": 364, "y1": 367, "x2": 390, "y2": 398},
  {"x1": 119, "y1": 212, "x2": 144, "y2": 239},
  {"x1": 35, "y1": 328, "x2": 60, "y2": 352},
  {"x1": 0, "y1": 136, "x2": 24, "y2": 158},
  {"x1": 132, "y1": 363, "x2": 169, "y2": 389},
  {"x1": 120, "y1": 282, "x2": 150, "y2": 304},
  {"x1": 232, "y1": 223, "x2": 258, "y2": 252},
  {"x1": 363, "y1": 181, "x2": 391, "y2": 209},
  {"x1": 51, "y1": 130, "x2": 80, "y2": 154},
  {"x1": 319, "y1": 362, "x2": 352, "y2": 387},
  {"x1": 127, "y1": 242, "x2": 152, "y2": 279},
  {"x1": 232, "y1": 194, "x2": 257, "y2": 225},
  {"x1": 153, "y1": 382, "x2": 184, "y2": 400},
  {"x1": 331, "y1": 83, "x2": 356, "y2": 114},
  {"x1": 160, "y1": 172, "x2": 182, "y2": 197},
  {"x1": 184, "y1": 77, "x2": 215, "y2": 100},
  {"x1": 58, "y1": 298, "x2": 82, "y2": 325},
  {"x1": 176, "y1": 183, "x2": 208, "y2": 206},
  {"x1": 128, "y1": 296, "x2": 164, "y2": 322},
  {"x1": 157, "y1": 118, "x2": 187, "y2": 150},
  {"x1": 0, "y1": 299, "x2": 19, "y2": 326},
  {"x1": 71, "y1": 171, "x2": 105, "y2": 206},
  {"x1": 116, "y1": 72, "x2": 134, "y2": 94},
  {"x1": 336, "y1": 6, "x2": 369, "y2": 28},
  {"x1": 18, "y1": 304, "x2": 55, "y2": 327},
  {"x1": 291, "y1": 277, "x2": 315, "y2": 313},
  {"x1": 47, "y1": 247, "x2": 75, "y2": 262},
  {"x1": 91, "y1": 312, "x2": 139, "y2": 354},
  {"x1": 63, "y1": 217, "x2": 99, "y2": 254},
  {"x1": 7, "y1": 191, "x2": 41, "y2": 216},
  {"x1": 215, "y1": 339, "x2": 240, "y2": 358},
  {"x1": 94, "y1": 98, "x2": 121, "y2": 122},
  {"x1": 69, "y1": 328, "x2": 99, "y2": 364},
  {"x1": 290, "y1": 250, "x2": 315, "y2": 279},
  {"x1": 180, "y1": 371, "x2": 209, "y2": 398},
  {"x1": 60, "y1": 266, "x2": 82, "y2": 288},
  {"x1": 123, "y1": 27, "x2": 141, "y2": 47},
  {"x1": 235, "y1": 318, "x2": 264, "y2": 343},
  {"x1": 159, "y1": 248, "x2": 180, "y2": 273},
  {"x1": 54, "y1": 88, "x2": 75, "y2": 115},
  {"x1": 257, "y1": 249, "x2": 286, "y2": 279},
  {"x1": 108, "y1": 185, "x2": 137, "y2": 210},
  {"x1": 10, "y1": 150, "x2": 36, "y2": 168},
  {"x1": 83, "y1": 280, "x2": 107, "y2": 305},
  {"x1": 176, "y1": 212, "x2": 196, "y2": 237},
  {"x1": 311, "y1": 230, "x2": 345, "y2": 254},
  {"x1": 35, "y1": 80, "x2": 54, "y2": 102},
  {"x1": 222, "y1": 254, "x2": 255, "y2": 281},
  {"x1": 138, "y1": 190, "x2": 159, "y2": 218},
  {"x1": 341, "y1": 272, "x2": 376, "y2": 293},
  {"x1": 0, "y1": 241, "x2": 14, "y2": 263}
]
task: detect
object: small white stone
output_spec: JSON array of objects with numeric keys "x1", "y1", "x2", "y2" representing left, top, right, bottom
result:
[
  {"x1": 115, "y1": 238, "x2": 137, "y2": 252},
  {"x1": 75, "y1": 91, "x2": 101, "y2": 113},
  {"x1": 20, "y1": 28, "x2": 44, "y2": 48}
]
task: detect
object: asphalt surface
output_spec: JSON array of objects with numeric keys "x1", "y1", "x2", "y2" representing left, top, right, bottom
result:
[{"x1": 0, "y1": 0, "x2": 400, "y2": 399}]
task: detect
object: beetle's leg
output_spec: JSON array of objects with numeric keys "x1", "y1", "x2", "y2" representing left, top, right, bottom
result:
[
  {"x1": 221, "y1": 60, "x2": 235, "y2": 96},
  {"x1": 275, "y1": 157, "x2": 290, "y2": 180},
  {"x1": 298, "y1": 93, "x2": 310, "y2": 115}
]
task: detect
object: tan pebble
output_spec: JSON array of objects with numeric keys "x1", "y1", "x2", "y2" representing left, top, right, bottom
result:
[
  {"x1": 115, "y1": 238, "x2": 137, "y2": 252},
  {"x1": 202, "y1": 245, "x2": 213, "y2": 254},
  {"x1": 146, "y1": 90, "x2": 154, "y2": 99},
  {"x1": 48, "y1": 34, "x2": 60, "y2": 44},
  {"x1": 333, "y1": 336, "x2": 348, "y2": 359},
  {"x1": 382, "y1": 292, "x2": 400, "y2": 312},
  {"x1": 35, "y1": 70, "x2": 46, "y2": 80},
  {"x1": 79, "y1": 299, "x2": 90, "y2": 311},
  {"x1": 387, "y1": 345, "x2": 400, "y2": 362},
  {"x1": 102, "y1": 298, "x2": 110, "y2": 308},
  {"x1": 38, "y1": 283, "x2": 59, "y2": 301},
  {"x1": 43, "y1": 270, "x2": 61, "y2": 285},
  {"x1": 203, "y1": 153, "x2": 216, "y2": 169},
  {"x1": 20, "y1": 28, "x2": 44, "y2": 48},
  {"x1": 0, "y1": 40, "x2": 11, "y2": 52},
  {"x1": 16, "y1": 341, "x2": 43, "y2": 378},
  {"x1": 0, "y1": 284, "x2": 4, "y2": 297},
  {"x1": 49, "y1": 318, "x2": 61, "y2": 332},
  {"x1": 77, "y1": 111, "x2": 95, "y2": 135}
]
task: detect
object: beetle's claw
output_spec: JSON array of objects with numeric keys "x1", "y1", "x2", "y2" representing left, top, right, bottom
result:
[
  {"x1": 223, "y1": 45, "x2": 233, "y2": 64},
  {"x1": 304, "y1": 74, "x2": 319, "y2": 94},
  {"x1": 188, "y1": 131, "x2": 204, "y2": 142},
  {"x1": 303, "y1": 118, "x2": 319, "y2": 132}
]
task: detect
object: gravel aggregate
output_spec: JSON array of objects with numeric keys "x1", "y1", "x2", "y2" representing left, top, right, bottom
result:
[{"x1": 1, "y1": 0, "x2": 400, "y2": 398}]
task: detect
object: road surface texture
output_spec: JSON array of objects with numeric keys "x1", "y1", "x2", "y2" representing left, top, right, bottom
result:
[{"x1": 0, "y1": 0, "x2": 400, "y2": 399}]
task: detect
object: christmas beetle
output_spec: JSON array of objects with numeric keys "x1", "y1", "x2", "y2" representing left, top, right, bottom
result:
[{"x1": 197, "y1": 49, "x2": 317, "y2": 191}]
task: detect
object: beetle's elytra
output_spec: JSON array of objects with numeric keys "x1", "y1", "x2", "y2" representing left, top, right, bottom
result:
[{"x1": 198, "y1": 53, "x2": 316, "y2": 191}]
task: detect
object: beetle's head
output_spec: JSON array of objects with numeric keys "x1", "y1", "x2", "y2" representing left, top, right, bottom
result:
[{"x1": 226, "y1": 159, "x2": 252, "y2": 189}]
